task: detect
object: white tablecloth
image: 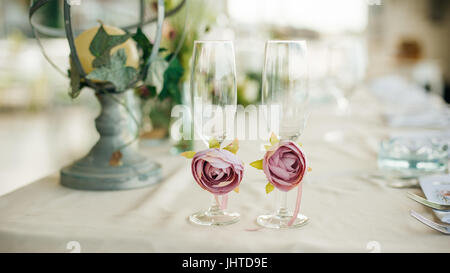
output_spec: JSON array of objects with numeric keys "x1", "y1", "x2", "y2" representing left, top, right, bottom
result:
[{"x1": 0, "y1": 89, "x2": 449, "y2": 253}]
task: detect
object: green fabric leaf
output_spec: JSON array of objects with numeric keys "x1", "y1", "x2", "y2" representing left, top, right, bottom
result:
[
  {"x1": 144, "y1": 57, "x2": 169, "y2": 95},
  {"x1": 223, "y1": 139, "x2": 239, "y2": 154},
  {"x1": 208, "y1": 137, "x2": 220, "y2": 149},
  {"x1": 89, "y1": 24, "x2": 131, "y2": 68},
  {"x1": 86, "y1": 49, "x2": 138, "y2": 92},
  {"x1": 270, "y1": 132, "x2": 279, "y2": 145},
  {"x1": 265, "y1": 182, "x2": 274, "y2": 194},
  {"x1": 180, "y1": 151, "x2": 196, "y2": 159},
  {"x1": 250, "y1": 159, "x2": 263, "y2": 170}
]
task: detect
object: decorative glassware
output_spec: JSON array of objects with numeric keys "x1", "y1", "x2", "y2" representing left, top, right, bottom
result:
[
  {"x1": 378, "y1": 136, "x2": 448, "y2": 176},
  {"x1": 189, "y1": 40, "x2": 239, "y2": 226},
  {"x1": 189, "y1": 195, "x2": 240, "y2": 226},
  {"x1": 191, "y1": 40, "x2": 237, "y2": 147},
  {"x1": 327, "y1": 39, "x2": 365, "y2": 113},
  {"x1": 323, "y1": 40, "x2": 365, "y2": 143},
  {"x1": 258, "y1": 40, "x2": 309, "y2": 229}
]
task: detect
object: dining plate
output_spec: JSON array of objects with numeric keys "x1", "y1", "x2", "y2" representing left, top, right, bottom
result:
[{"x1": 419, "y1": 175, "x2": 450, "y2": 224}]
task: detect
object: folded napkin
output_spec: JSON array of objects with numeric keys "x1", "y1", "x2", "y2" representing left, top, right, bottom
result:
[
  {"x1": 370, "y1": 75, "x2": 431, "y2": 107},
  {"x1": 386, "y1": 109, "x2": 450, "y2": 128},
  {"x1": 370, "y1": 75, "x2": 450, "y2": 129}
]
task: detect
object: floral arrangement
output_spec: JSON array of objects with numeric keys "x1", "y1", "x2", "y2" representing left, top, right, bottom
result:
[
  {"x1": 66, "y1": 21, "x2": 184, "y2": 166},
  {"x1": 251, "y1": 133, "x2": 311, "y2": 226},
  {"x1": 69, "y1": 23, "x2": 183, "y2": 100},
  {"x1": 181, "y1": 139, "x2": 243, "y2": 209}
]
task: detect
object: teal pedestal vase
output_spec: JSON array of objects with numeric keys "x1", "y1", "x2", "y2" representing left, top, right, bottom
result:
[{"x1": 60, "y1": 91, "x2": 162, "y2": 191}]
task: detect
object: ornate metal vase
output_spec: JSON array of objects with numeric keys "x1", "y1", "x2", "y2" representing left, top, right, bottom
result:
[{"x1": 60, "y1": 90, "x2": 162, "y2": 190}]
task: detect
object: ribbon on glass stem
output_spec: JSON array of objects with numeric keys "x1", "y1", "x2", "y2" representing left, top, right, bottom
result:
[
  {"x1": 214, "y1": 194, "x2": 228, "y2": 210},
  {"x1": 288, "y1": 182, "x2": 304, "y2": 227}
]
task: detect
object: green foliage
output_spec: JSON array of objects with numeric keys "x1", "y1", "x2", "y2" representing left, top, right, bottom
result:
[
  {"x1": 89, "y1": 24, "x2": 131, "y2": 68},
  {"x1": 208, "y1": 137, "x2": 220, "y2": 149},
  {"x1": 157, "y1": 54, "x2": 184, "y2": 104},
  {"x1": 132, "y1": 27, "x2": 153, "y2": 67},
  {"x1": 250, "y1": 159, "x2": 264, "y2": 170},
  {"x1": 86, "y1": 49, "x2": 138, "y2": 92},
  {"x1": 132, "y1": 27, "x2": 168, "y2": 69},
  {"x1": 237, "y1": 72, "x2": 262, "y2": 106},
  {"x1": 265, "y1": 182, "x2": 275, "y2": 194},
  {"x1": 148, "y1": 98, "x2": 173, "y2": 129},
  {"x1": 132, "y1": 27, "x2": 182, "y2": 104},
  {"x1": 144, "y1": 56, "x2": 169, "y2": 95},
  {"x1": 68, "y1": 23, "x2": 183, "y2": 105}
]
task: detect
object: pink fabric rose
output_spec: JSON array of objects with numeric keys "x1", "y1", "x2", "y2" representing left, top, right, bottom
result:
[
  {"x1": 191, "y1": 148, "x2": 244, "y2": 195},
  {"x1": 263, "y1": 140, "x2": 307, "y2": 192}
]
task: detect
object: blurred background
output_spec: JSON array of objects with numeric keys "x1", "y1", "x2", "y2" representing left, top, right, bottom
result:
[{"x1": 0, "y1": 0, "x2": 449, "y2": 196}]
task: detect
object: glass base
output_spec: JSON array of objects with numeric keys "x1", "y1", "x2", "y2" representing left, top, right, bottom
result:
[
  {"x1": 257, "y1": 213, "x2": 308, "y2": 229},
  {"x1": 189, "y1": 208, "x2": 240, "y2": 226}
]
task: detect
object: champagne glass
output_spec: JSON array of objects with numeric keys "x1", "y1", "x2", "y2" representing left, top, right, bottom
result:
[
  {"x1": 258, "y1": 40, "x2": 309, "y2": 229},
  {"x1": 191, "y1": 40, "x2": 237, "y2": 147},
  {"x1": 327, "y1": 40, "x2": 365, "y2": 114},
  {"x1": 324, "y1": 40, "x2": 365, "y2": 143},
  {"x1": 189, "y1": 40, "x2": 239, "y2": 226}
]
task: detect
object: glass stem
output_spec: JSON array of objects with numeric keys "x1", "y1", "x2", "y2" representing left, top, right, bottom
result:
[
  {"x1": 277, "y1": 190, "x2": 289, "y2": 217},
  {"x1": 208, "y1": 194, "x2": 222, "y2": 216}
]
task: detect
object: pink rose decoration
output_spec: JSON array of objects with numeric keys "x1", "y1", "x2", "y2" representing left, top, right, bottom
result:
[
  {"x1": 263, "y1": 140, "x2": 307, "y2": 192},
  {"x1": 191, "y1": 148, "x2": 244, "y2": 195}
]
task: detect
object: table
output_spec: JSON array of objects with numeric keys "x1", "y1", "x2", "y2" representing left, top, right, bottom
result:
[
  {"x1": 0, "y1": 89, "x2": 449, "y2": 252},
  {"x1": 0, "y1": 106, "x2": 97, "y2": 196}
]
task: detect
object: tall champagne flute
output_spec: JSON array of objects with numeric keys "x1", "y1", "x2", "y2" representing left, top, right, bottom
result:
[
  {"x1": 324, "y1": 40, "x2": 365, "y2": 143},
  {"x1": 259, "y1": 40, "x2": 309, "y2": 229},
  {"x1": 191, "y1": 40, "x2": 237, "y2": 147},
  {"x1": 189, "y1": 40, "x2": 239, "y2": 226},
  {"x1": 327, "y1": 40, "x2": 365, "y2": 114}
]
